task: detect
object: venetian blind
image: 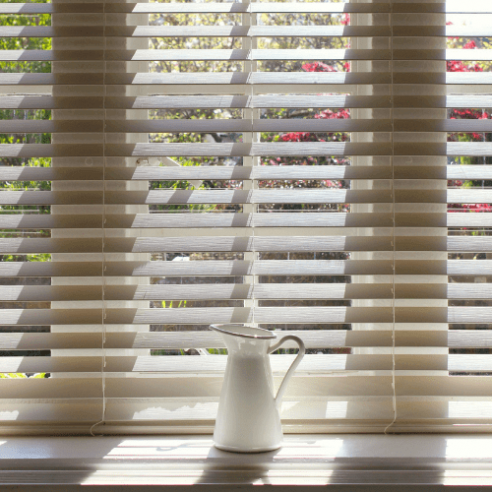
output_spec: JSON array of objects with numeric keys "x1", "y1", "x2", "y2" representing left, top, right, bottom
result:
[{"x1": 1, "y1": 0, "x2": 492, "y2": 435}]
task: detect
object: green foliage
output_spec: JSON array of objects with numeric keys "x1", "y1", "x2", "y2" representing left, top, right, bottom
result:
[
  {"x1": 0, "y1": 372, "x2": 46, "y2": 379},
  {"x1": 0, "y1": 0, "x2": 51, "y2": 379},
  {"x1": 160, "y1": 300, "x2": 187, "y2": 309},
  {"x1": 0, "y1": 1, "x2": 51, "y2": 213},
  {"x1": 0, "y1": 0, "x2": 52, "y2": 185},
  {"x1": 0, "y1": 0, "x2": 51, "y2": 74}
]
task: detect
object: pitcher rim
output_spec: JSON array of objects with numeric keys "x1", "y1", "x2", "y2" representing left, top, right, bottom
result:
[{"x1": 210, "y1": 324, "x2": 277, "y2": 340}]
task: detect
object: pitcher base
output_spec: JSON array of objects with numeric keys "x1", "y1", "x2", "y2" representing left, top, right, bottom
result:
[{"x1": 214, "y1": 442, "x2": 281, "y2": 454}]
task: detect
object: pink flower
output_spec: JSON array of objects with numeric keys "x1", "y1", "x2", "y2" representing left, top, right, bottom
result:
[
  {"x1": 315, "y1": 108, "x2": 350, "y2": 120},
  {"x1": 463, "y1": 40, "x2": 477, "y2": 49},
  {"x1": 462, "y1": 203, "x2": 492, "y2": 212},
  {"x1": 341, "y1": 13, "x2": 350, "y2": 26},
  {"x1": 324, "y1": 180, "x2": 342, "y2": 188}
]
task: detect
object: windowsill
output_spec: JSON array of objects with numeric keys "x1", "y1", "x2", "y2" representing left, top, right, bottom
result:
[{"x1": 2, "y1": 435, "x2": 492, "y2": 490}]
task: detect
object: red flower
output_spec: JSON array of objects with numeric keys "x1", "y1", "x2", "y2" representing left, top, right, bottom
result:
[
  {"x1": 341, "y1": 13, "x2": 350, "y2": 26},
  {"x1": 447, "y1": 60, "x2": 483, "y2": 72},
  {"x1": 281, "y1": 132, "x2": 312, "y2": 142},
  {"x1": 302, "y1": 62, "x2": 337, "y2": 73},
  {"x1": 450, "y1": 108, "x2": 484, "y2": 120},
  {"x1": 463, "y1": 40, "x2": 477, "y2": 50}
]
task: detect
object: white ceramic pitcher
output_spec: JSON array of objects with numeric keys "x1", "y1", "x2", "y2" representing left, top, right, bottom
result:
[{"x1": 210, "y1": 324, "x2": 305, "y2": 453}]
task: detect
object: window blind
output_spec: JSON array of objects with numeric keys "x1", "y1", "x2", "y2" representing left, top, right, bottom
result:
[{"x1": 1, "y1": 0, "x2": 492, "y2": 435}]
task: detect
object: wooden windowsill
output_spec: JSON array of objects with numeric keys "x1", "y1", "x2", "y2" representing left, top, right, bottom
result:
[{"x1": 1, "y1": 434, "x2": 492, "y2": 490}]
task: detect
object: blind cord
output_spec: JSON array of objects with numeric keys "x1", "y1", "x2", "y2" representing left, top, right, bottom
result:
[
  {"x1": 90, "y1": 0, "x2": 107, "y2": 437},
  {"x1": 247, "y1": 0, "x2": 256, "y2": 327},
  {"x1": 384, "y1": 1, "x2": 397, "y2": 435}
]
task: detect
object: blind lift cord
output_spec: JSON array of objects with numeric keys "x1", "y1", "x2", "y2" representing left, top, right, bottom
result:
[
  {"x1": 90, "y1": 0, "x2": 108, "y2": 437},
  {"x1": 384, "y1": 2, "x2": 397, "y2": 435}
]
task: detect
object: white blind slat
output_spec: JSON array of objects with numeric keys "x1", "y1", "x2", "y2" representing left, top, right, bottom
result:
[{"x1": 5, "y1": 330, "x2": 492, "y2": 351}]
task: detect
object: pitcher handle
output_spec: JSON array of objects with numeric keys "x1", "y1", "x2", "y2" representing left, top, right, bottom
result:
[{"x1": 268, "y1": 335, "x2": 305, "y2": 409}]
